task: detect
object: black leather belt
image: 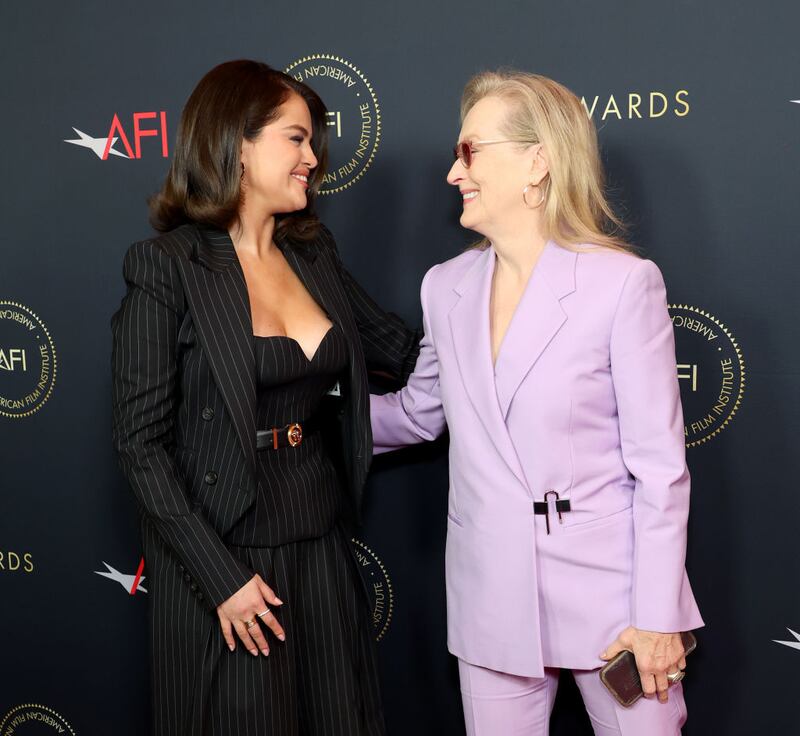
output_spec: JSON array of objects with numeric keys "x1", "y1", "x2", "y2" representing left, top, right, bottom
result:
[
  {"x1": 256, "y1": 414, "x2": 323, "y2": 450},
  {"x1": 533, "y1": 490, "x2": 571, "y2": 534}
]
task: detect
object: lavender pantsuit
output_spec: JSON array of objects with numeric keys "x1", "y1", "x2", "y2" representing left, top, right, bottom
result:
[
  {"x1": 458, "y1": 660, "x2": 687, "y2": 735},
  {"x1": 370, "y1": 242, "x2": 703, "y2": 731}
]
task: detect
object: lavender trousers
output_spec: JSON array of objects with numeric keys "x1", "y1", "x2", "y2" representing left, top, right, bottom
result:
[{"x1": 458, "y1": 660, "x2": 687, "y2": 736}]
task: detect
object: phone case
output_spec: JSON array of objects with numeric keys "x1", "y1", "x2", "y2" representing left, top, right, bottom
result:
[{"x1": 599, "y1": 631, "x2": 697, "y2": 707}]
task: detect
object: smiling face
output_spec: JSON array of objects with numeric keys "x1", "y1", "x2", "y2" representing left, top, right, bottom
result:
[
  {"x1": 240, "y1": 92, "x2": 318, "y2": 218},
  {"x1": 447, "y1": 95, "x2": 543, "y2": 239}
]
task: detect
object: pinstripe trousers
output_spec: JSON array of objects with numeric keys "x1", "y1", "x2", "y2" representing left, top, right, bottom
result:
[
  {"x1": 145, "y1": 522, "x2": 385, "y2": 736},
  {"x1": 210, "y1": 528, "x2": 384, "y2": 735}
]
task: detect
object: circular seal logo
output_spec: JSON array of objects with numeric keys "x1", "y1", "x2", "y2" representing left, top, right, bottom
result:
[
  {"x1": 351, "y1": 538, "x2": 393, "y2": 641},
  {"x1": 669, "y1": 305, "x2": 745, "y2": 447},
  {"x1": 0, "y1": 301, "x2": 57, "y2": 419},
  {"x1": 0, "y1": 704, "x2": 76, "y2": 735},
  {"x1": 285, "y1": 54, "x2": 380, "y2": 194}
]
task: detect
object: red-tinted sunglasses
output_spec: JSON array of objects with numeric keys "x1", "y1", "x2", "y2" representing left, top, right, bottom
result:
[{"x1": 453, "y1": 139, "x2": 537, "y2": 168}]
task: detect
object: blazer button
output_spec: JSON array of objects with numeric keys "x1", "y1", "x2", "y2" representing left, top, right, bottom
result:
[
  {"x1": 183, "y1": 572, "x2": 192, "y2": 583},
  {"x1": 197, "y1": 591, "x2": 204, "y2": 601},
  {"x1": 204, "y1": 471, "x2": 218, "y2": 485},
  {"x1": 201, "y1": 407, "x2": 214, "y2": 421},
  {"x1": 177, "y1": 563, "x2": 185, "y2": 571},
  {"x1": 190, "y1": 582, "x2": 198, "y2": 592}
]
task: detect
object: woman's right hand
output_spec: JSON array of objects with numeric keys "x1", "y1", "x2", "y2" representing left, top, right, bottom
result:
[{"x1": 216, "y1": 574, "x2": 285, "y2": 656}]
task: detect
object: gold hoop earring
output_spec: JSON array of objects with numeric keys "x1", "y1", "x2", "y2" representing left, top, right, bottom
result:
[{"x1": 522, "y1": 178, "x2": 549, "y2": 209}]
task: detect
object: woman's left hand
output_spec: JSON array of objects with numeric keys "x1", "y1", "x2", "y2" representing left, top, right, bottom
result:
[{"x1": 600, "y1": 626, "x2": 687, "y2": 703}]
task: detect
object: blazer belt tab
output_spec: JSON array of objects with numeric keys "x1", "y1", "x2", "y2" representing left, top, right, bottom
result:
[{"x1": 533, "y1": 490, "x2": 572, "y2": 535}]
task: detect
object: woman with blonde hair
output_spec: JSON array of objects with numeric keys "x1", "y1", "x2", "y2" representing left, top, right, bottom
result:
[{"x1": 370, "y1": 70, "x2": 703, "y2": 734}]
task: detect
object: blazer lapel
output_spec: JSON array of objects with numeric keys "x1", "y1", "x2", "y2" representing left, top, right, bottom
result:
[
  {"x1": 494, "y1": 241, "x2": 577, "y2": 419},
  {"x1": 449, "y1": 248, "x2": 529, "y2": 490},
  {"x1": 176, "y1": 226, "x2": 258, "y2": 475}
]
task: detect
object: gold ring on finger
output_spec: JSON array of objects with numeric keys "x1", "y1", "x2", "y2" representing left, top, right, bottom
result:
[
  {"x1": 257, "y1": 608, "x2": 270, "y2": 618},
  {"x1": 667, "y1": 670, "x2": 685, "y2": 684},
  {"x1": 244, "y1": 618, "x2": 257, "y2": 629}
]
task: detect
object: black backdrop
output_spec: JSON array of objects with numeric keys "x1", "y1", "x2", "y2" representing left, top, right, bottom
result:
[{"x1": 2, "y1": 1, "x2": 799, "y2": 734}]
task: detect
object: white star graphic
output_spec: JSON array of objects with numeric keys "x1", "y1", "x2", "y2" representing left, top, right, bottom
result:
[
  {"x1": 94, "y1": 561, "x2": 147, "y2": 594},
  {"x1": 64, "y1": 128, "x2": 129, "y2": 159},
  {"x1": 773, "y1": 628, "x2": 800, "y2": 651}
]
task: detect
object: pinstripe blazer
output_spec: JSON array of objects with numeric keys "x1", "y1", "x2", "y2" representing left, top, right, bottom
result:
[{"x1": 111, "y1": 223, "x2": 420, "y2": 609}]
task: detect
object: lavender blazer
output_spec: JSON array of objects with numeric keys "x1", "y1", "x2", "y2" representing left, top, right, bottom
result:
[{"x1": 370, "y1": 241, "x2": 704, "y2": 677}]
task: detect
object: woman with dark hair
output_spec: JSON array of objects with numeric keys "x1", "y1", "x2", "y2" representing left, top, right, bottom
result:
[{"x1": 111, "y1": 60, "x2": 418, "y2": 736}]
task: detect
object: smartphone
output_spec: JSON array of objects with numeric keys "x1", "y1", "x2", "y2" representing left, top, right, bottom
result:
[{"x1": 599, "y1": 631, "x2": 697, "y2": 707}]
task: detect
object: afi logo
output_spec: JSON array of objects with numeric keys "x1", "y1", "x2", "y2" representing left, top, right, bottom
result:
[
  {"x1": 65, "y1": 112, "x2": 169, "y2": 160},
  {"x1": 677, "y1": 363, "x2": 698, "y2": 391},
  {"x1": 326, "y1": 111, "x2": 342, "y2": 137},
  {"x1": 94, "y1": 558, "x2": 147, "y2": 594},
  {"x1": 0, "y1": 348, "x2": 26, "y2": 371},
  {"x1": 774, "y1": 628, "x2": 800, "y2": 652}
]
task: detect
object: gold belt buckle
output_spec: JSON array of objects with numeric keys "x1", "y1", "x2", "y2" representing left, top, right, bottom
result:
[{"x1": 287, "y1": 423, "x2": 303, "y2": 447}]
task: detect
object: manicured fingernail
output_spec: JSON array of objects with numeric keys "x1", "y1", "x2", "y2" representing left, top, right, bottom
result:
[
  {"x1": 261, "y1": 648, "x2": 269, "y2": 656},
  {"x1": 275, "y1": 598, "x2": 284, "y2": 605},
  {"x1": 278, "y1": 634, "x2": 286, "y2": 642},
  {"x1": 229, "y1": 644, "x2": 235, "y2": 652},
  {"x1": 250, "y1": 649, "x2": 258, "y2": 656}
]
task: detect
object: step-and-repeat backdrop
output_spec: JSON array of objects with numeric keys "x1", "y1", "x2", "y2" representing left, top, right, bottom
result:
[{"x1": 2, "y1": 1, "x2": 798, "y2": 734}]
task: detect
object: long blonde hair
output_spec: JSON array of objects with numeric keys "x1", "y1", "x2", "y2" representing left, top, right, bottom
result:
[{"x1": 461, "y1": 70, "x2": 633, "y2": 253}]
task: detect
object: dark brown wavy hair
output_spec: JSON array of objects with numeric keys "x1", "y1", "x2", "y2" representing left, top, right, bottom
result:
[{"x1": 149, "y1": 60, "x2": 328, "y2": 240}]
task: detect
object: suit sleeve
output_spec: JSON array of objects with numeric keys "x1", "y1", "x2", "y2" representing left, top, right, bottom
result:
[
  {"x1": 609, "y1": 258, "x2": 703, "y2": 633},
  {"x1": 111, "y1": 241, "x2": 253, "y2": 609},
  {"x1": 370, "y1": 265, "x2": 448, "y2": 453},
  {"x1": 320, "y1": 226, "x2": 421, "y2": 383}
]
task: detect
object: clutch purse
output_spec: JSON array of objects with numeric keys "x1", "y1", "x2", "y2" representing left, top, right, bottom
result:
[{"x1": 599, "y1": 631, "x2": 697, "y2": 707}]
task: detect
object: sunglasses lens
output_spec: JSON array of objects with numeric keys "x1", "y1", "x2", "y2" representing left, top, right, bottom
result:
[{"x1": 457, "y1": 142, "x2": 471, "y2": 168}]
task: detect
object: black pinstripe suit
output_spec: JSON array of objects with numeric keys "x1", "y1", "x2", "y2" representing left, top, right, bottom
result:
[{"x1": 111, "y1": 223, "x2": 420, "y2": 735}]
